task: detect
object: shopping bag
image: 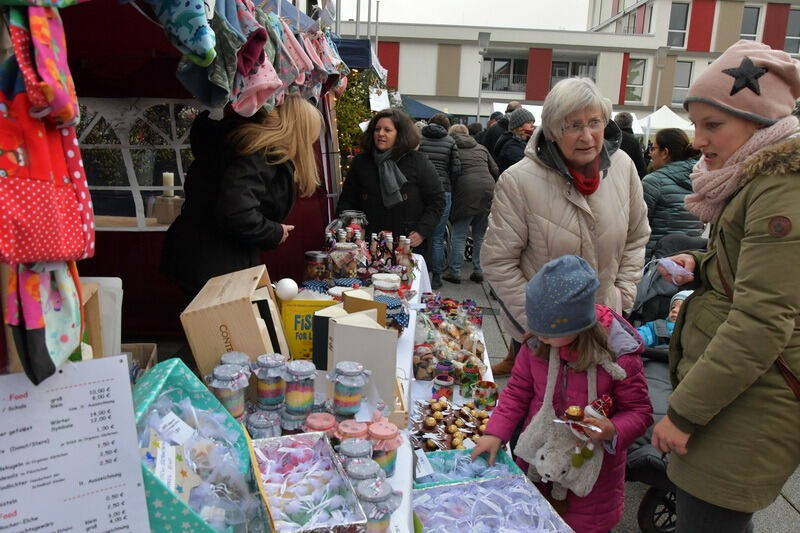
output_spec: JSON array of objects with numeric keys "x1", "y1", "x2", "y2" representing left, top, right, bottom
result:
[
  {"x1": 0, "y1": 56, "x2": 95, "y2": 263},
  {"x1": 4, "y1": 261, "x2": 83, "y2": 385}
]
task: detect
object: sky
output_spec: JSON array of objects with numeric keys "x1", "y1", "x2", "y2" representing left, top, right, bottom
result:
[{"x1": 337, "y1": 0, "x2": 591, "y2": 31}]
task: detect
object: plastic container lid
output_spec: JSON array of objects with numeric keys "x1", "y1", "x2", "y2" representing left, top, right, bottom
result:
[
  {"x1": 338, "y1": 438, "x2": 373, "y2": 458},
  {"x1": 345, "y1": 458, "x2": 386, "y2": 481},
  {"x1": 283, "y1": 359, "x2": 316, "y2": 380},
  {"x1": 357, "y1": 479, "x2": 403, "y2": 518},
  {"x1": 247, "y1": 410, "x2": 280, "y2": 430},
  {"x1": 305, "y1": 412, "x2": 336, "y2": 432},
  {"x1": 207, "y1": 364, "x2": 249, "y2": 390},
  {"x1": 252, "y1": 353, "x2": 287, "y2": 379},
  {"x1": 368, "y1": 421, "x2": 403, "y2": 451},
  {"x1": 328, "y1": 361, "x2": 371, "y2": 388},
  {"x1": 337, "y1": 420, "x2": 369, "y2": 440}
]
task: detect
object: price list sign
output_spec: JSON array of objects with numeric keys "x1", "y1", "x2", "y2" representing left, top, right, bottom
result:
[{"x1": 0, "y1": 356, "x2": 148, "y2": 533}]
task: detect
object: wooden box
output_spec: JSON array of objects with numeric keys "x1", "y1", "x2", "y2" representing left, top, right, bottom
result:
[{"x1": 180, "y1": 265, "x2": 290, "y2": 379}]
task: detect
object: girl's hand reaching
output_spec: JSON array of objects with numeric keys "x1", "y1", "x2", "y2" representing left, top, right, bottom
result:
[
  {"x1": 470, "y1": 435, "x2": 502, "y2": 465},
  {"x1": 582, "y1": 417, "x2": 616, "y2": 441}
]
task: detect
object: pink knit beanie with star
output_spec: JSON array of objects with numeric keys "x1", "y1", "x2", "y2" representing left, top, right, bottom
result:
[{"x1": 684, "y1": 40, "x2": 800, "y2": 125}]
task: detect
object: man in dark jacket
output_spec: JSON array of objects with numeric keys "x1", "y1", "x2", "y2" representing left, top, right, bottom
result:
[
  {"x1": 480, "y1": 101, "x2": 520, "y2": 153},
  {"x1": 474, "y1": 111, "x2": 503, "y2": 146},
  {"x1": 419, "y1": 113, "x2": 460, "y2": 288},
  {"x1": 613, "y1": 112, "x2": 647, "y2": 178}
]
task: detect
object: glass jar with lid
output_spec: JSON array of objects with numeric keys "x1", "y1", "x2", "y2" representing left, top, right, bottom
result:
[
  {"x1": 281, "y1": 360, "x2": 316, "y2": 415},
  {"x1": 251, "y1": 353, "x2": 287, "y2": 409},
  {"x1": 327, "y1": 361, "x2": 371, "y2": 416}
]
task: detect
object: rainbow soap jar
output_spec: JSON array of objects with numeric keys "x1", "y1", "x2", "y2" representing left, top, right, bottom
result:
[
  {"x1": 206, "y1": 364, "x2": 249, "y2": 420},
  {"x1": 251, "y1": 353, "x2": 287, "y2": 409},
  {"x1": 282, "y1": 360, "x2": 316, "y2": 415},
  {"x1": 356, "y1": 479, "x2": 402, "y2": 533},
  {"x1": 368, "y1": 421, "x2": 403, "y2": 477},
  {"x1": 327, "y1": 361, "x2": 371, "y2": 416}
]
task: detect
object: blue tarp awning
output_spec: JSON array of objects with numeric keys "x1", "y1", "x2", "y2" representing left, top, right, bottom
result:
[
  {"x1": 402, "y1": 96, "x2": 443, "y2": 120},
  {"x1": 330, "y1": 38, "x2": 372, "y2": 69}
]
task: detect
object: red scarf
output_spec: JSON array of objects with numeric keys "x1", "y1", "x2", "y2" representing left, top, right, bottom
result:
[{"x1": 567, "y1": 158, "x2": 601, "y2": 195}]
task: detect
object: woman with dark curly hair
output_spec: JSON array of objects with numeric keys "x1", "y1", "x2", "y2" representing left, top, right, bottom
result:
[{"x1": 336, "y1": 109, "x2": 444, "y2": 254}]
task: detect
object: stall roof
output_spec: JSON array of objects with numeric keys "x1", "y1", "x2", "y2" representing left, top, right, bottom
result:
[
  {"x1": 403, "y1": 96, "x2": 444, "y2": 120},
  {"x1": 331, "y1": 38, "x2": 372, "y2": 69},
  {"x1": 639, "y1": 105, "x2": 694, "y2": 133}
]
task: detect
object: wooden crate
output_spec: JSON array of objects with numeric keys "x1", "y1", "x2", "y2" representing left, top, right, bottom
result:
[{"x1": 389, "y1": 377, "x2": 409, "y2": 429}]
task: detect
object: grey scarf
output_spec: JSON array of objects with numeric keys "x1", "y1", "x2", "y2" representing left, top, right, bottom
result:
[{"x1": 373, "y1": 150, "x2": 408, "y2": 208}]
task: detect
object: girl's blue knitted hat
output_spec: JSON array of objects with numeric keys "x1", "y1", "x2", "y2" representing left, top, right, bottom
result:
[{"x1": 526, "y1": 255, "x2": 599, "y2": 337}]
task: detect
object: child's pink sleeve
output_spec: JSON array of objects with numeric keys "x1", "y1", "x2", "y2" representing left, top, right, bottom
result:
[
  {"x1": 609, "y1": 354, "x2": 654, "y2": 452},
  {"x1": 484, "y1": 344, "x2": 537, "y2": 443}
]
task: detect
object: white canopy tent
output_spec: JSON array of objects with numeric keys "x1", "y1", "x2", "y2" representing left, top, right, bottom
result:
[
  {"x1": 492, "y1": 103, "x2": 644, "y2": 135},
  {"x1": 639, "y1": 105, "x2": 694, "y2": 137}
]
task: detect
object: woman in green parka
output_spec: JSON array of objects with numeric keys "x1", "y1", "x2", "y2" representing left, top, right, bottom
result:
[{"x1": 651, "y1": 41, "x2": 800, "y2": 532}]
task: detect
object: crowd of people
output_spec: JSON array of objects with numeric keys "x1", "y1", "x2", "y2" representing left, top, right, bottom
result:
[{"x1": 162, "y1": 40, "x2": 800, "y2": 533}]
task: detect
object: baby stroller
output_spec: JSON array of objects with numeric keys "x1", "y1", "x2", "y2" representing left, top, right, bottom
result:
[{"x1": 625, "y1": 234, "x2": 707, "y2": 533}]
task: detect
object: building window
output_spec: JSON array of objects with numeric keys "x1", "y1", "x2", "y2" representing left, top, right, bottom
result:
[
  {"x1": 550, "y1": 59, "x2": 596, "y2": 89},
  {"x1": 615, "y1": 13, "x2": 636, "y2": 34},
  {"x1": 668, "y1": 3, "x2": 689, "y2": 47},
  {"x1": 482, "y1": 57, "x2": 527, "y2": 92},
  {"x1": 626, "y1": 58, "x2": 646, "y2": 103},
  {"x1": 740, "y1": 6, "x2": 760, "y2": 40},
  {"x1": 786, "y1": 9, "x2": 800, "y2": 54},
  {"x1": 672, "y1": 61, "x2": 692, "y2": 105}
]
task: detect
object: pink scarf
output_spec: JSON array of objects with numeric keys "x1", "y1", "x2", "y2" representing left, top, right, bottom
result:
[{"x1": 685, "y1": 115, "x2": 799, "y2": 223}]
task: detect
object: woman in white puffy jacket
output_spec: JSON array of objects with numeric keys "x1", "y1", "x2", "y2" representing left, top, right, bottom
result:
[{"x1": 483, "y1": 78, "x2": 650, "y2": 375}]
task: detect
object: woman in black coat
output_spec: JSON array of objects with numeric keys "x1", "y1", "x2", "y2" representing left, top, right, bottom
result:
[
  {"x1": 161, "y1": 96, "x2": 323, "y2": 298},
  {"x1": 336, "y1": 109, "x2": 444, "y2": 257}
]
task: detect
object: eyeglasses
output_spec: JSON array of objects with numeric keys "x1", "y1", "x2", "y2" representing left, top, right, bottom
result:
[{"x1": 562, "y1": 119, "x2": 605, "y2": 136}]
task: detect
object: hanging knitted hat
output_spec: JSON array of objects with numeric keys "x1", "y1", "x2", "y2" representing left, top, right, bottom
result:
[{"x1": 683, "y1": 40, "x2": 800, "y2": 125}]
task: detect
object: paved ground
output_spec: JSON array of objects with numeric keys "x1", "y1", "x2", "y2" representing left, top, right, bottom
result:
[{"x1": 438, "y1": 263, "x2": 800, "y2": 533}]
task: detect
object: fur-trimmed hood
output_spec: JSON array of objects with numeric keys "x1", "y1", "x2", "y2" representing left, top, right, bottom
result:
[{"x1": 740, "y1": 134, "x2": 800, "y2": 187}]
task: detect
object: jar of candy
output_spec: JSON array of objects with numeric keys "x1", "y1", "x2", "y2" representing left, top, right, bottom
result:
[
  {"x1": 246, "y1": 410, "x2": 281, "y2": 439},
  {"x1": 282, "y1": 360, "x2": 316, "y2": 414},
  {"x1": 252, "y1": 353, "x2": 287, "y2": 409},
  {"x1": 337, "y1": 438, "x2": 373, "y2": 467},
  {"x1": 432, "y1": 374, "x2": 455, "y2": 401},
  {"x1": 327, "y1": 361, "x2": 371, "y2": 416},
  {"x1": 304, "y1": 251, "x2": 329, "y2": 281},
  {"x1": 303, "y1": 412, "x2": 337, "y2": 441},
  {"x1": 434, "y1": 359, "x2": 454, "y2": 377},
  {"x1": 219, "y1": 351, "x2": 252, "y2": 377},
  {"x1": 280, "y1": 408, "x2": 308, "y2": 435},
  {"x1": 460, "y1": 362, "x2": 481, "y2": 397},
  {"x1": 207, "y1": 364, "x2": 249, "y2": 420},
  {"x1": 472, "y1": 380, "x2": 499, "y2": 409},
  {"x1": 345, "y1": 458, "x2": 386, "y2": 483},
  {"x1": 335, "y1": 419, "x2": 369, "y2": 441},
  {"x1": 356, "y1": 479, "x2": 402, "y2": 533},
  {"x1": 329, "y1": 242, "x2": 359, "y2": 278},
  {"x1": 368, "y1": 421, "x2": 403, "y2": 477}
]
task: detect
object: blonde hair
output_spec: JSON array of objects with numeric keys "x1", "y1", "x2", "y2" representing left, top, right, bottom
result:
[
  {"x1": 227, "y1": 96, "x2": 323, "y2": 197},
  {"x1": 448, "y1": 124, "x2": 469, "y2": 136},
  {"x1": 534, "y1": 323, "x2": 614, "y2": 372}
]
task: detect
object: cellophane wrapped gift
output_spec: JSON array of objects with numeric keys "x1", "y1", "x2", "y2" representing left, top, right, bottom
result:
[{"x1": 413, "y1": 475, "x2": 572, "y2": 533}]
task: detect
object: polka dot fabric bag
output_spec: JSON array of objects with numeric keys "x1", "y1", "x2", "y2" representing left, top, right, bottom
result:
[{"x1": 0, "y1": 56, "x2": 95, "y2": 264}]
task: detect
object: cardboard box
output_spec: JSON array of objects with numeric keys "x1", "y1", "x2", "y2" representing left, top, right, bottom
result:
[
  {"x1": 328, "y1": 312, "x2": 397, "y2": 408},
  {"x1": 121, "y1": 342, "x2": 157, "y2": 371},
  {"x1": 280, "y1": 298, "x2": 337, "y2": 362},
  {"x1": 180, "y1": 266, "x2": 290, "y2": 379},
  {"x1": 343, "y1": 288, "x2": 387, "y2": 326}
]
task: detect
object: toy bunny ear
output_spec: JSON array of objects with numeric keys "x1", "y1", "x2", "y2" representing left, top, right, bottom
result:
[{"x1": 601, "y1": 361, "x2": 627, "y2": 381}]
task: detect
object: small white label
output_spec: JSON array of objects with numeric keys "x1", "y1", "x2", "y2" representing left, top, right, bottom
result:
[
  {"x1": 414, "y1": 448, "x2": 435, "y2": 479},
  {"x1": 158, "y1": 411, "x2": 196, "y2": 445},
  {"x1": 462, "y1": 438, "x2": 476, "y2": 450},
  {"x1": 155, "y1": 445, "x2": 176, "y2": 492}
]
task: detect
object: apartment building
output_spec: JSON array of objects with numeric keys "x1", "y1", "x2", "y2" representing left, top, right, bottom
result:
[{"x1": 338, "y1": 0, "x2": 800, "y2": 121}]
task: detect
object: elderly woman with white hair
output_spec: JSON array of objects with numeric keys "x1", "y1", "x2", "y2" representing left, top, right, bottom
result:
[{"x1": 483, "y1": 77, "x2": 651, "y2": 376}]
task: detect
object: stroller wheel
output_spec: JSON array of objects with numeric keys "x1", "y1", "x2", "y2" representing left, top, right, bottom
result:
[{"x1": 637, "y1": 487, "x2": 677, "y2": 533}]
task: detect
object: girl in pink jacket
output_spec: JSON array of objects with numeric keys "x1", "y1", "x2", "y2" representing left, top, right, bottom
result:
[{"x1": 472, "y1": 255, "x2": 652, "y2": 533}]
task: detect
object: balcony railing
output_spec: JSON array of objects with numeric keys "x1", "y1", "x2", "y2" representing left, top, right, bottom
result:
[{"x1": 482, "y1": 73, "x2": 527, "y2": 92}]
